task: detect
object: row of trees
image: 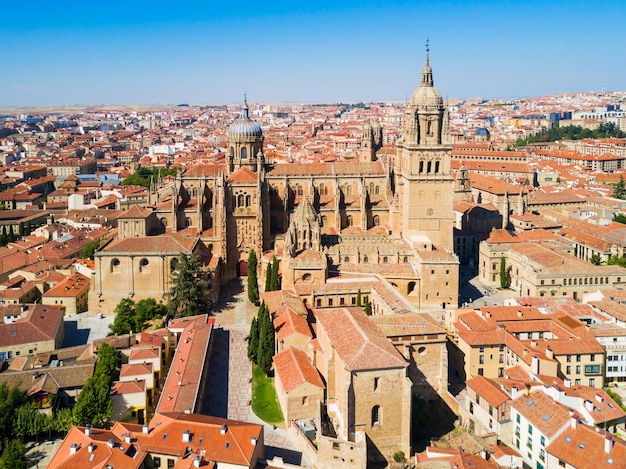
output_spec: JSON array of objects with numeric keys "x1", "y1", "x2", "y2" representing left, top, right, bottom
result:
[
  {"x1": 612, "y1": 176, "x2": 626, "y2": 200},
  {"x1": 514, "y1": 122, "x2": 625, "y2": 147},
  {"x1": 0, "y1": 344, "x2": 120, "y2": 467},
  {"x1": 247, "y1": 251, "x2": 281, "y2": 305},
  {"x1": 121, "y1": 167, "x2": 178, "y2": 187},
  {"x1": 73, "y1": 343, "x2": 120, "y2": 428},
  {"x1": 247, "y1": 302, "x2": 275, "y2": 376}
]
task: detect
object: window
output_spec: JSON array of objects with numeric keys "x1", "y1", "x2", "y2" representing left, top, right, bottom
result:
[
  {"x1": 499, "y1": 354, "x2": 504, "y2": 364},
  {"x1": 516, "y1": 413, "x2": 520, "y2": 424},
  {"x1": 576, "y1": 354, "x2": 581, "y2": 362},
  {"x1": 576, "y1": 365, "x2": 581, "y2": 374},
  {"x1": 111, "y1": 258, "x2": 121, "y2": 273},
  {"x1": 168, "y1": 459, "x2": 175, "y2": 469},
  {"x1": 479, "y1": 355, "x2": 485, "y2": 364},
  {"x1": 374, "y1": 377, "x2": 379, "y2": 391},
  {"x1": 139, "y1": 258, "x2": 149, "y2": 273},
  {"x1": 528, "y1": 424, "x2": 533, "y2": 435},
  {"x1": 371, "y1": 405, "x2": 381, "y2": 426}
]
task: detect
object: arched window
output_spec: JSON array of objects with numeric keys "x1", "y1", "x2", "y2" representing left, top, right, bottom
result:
[
  {"x1": 383, "y1": 256, "x2": 388, "y2": 263},
  {"x1": 345, "y1": 185, "x2": 352, "y2": 196},
  {"x1": 320, "y1": 215, "x2": 327, "y2": 227},
  {"x1": 160, "y1": 217, "x2": 167, "y2": 227},
  {"x1": 375, "y1": 185, "x2": 380, "y2": 195},
  {"x1": 427, "y1": 161, "x2": 432, "y2": 173},
  {"x1": 373, "y1": 215, "x2": 380, "y2": 226},
  {"x1": 435, "y1": 160, "x2": 440, "y2": 173},
  {"x1": 111, "y1": 258, "x2": 121, "y2": 273},
  {"x1": 238, "y1": 194, "x2": 244, "y2": 207},
  {"x1": 229, "y1": 146, "x2": 234, "y2": 157},
  {"x1": 319, "y1": 183, "x2": 327, "y2": 196},
  {"x1": 241, "y1": 147, "x2": 248, "y2": 159},
  {"x1": 344, "y1": 256, "x2": 350, "y2": 263},
  {"x1": 419, "y1": 161, "x2": 424, "y2": 173},
  {"x1": 295, "y1": 184, "x2": 303, "y2": 196},
  {"x1": 363, "y1": 256, "x2": 368, "y2": 263},
  {"x1": 372, "y1": 405, "x2": 381, "y2": 426},
  {"x1": 347, "y1": 215, "x2": 353, "y2": 226},
  {"x1": 369, "y1": 182, "x2": 375, "y2": 194},
  {"x1": 270, "y1": 185, "x2": 278, "y2": 196},
  {"x1": 170, "y1": 258, "x2": 179, "y2": 273},
  {"x1": 139, "y1": 258, "x2": 149, "y2": 273},
  {"x1": 408, "y1": 281, "x2": 416, "y2": 294},
  {"x1": 245, "y1": 195, "x2": 251, "y2": 207},
  {"x1": 185, "y1": 217, "x2": 191, "y2": 227}
]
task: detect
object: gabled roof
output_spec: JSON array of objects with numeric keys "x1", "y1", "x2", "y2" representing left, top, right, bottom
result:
[
  {"x1": 315, "y1": 307, "x2": 408, "y2": 371},
  {"x1": 226, "y1": 166, "x2": 258, "y2": 184},
  {"x1": 273, "y1": 347, "x2": 325, "y2": 393},
  {"x1": 547, "y1": 423, "x2": 626, "y2": 469}
]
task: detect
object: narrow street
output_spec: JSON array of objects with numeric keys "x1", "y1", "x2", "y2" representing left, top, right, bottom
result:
[{"x1": 203, "y1": 280, "x2": 309, "y2": 466}]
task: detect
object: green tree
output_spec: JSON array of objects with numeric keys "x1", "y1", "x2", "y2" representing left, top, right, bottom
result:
[
  {"x1": 79, "y1": 240, "x2": 101, "y2": 260},
  {"x1": 264, "y1": 261, "x2": 273, "y2": 292},
  {"x1": 25, "y1": 222, "x2": 31, "y2": 236},
  {"x1": 364, "y1": 296, "x2": 371, "y2": 315},
  {"x1": 356, "y1": 289, "x2": 362, "y2": 307},
  {"x1": 52, "y1": 408, "x2": 74, "y2": 434},
  {"x1": 607, "y1": 255, "x2": 626, "y2": 268},
  {"x1": 7, "y1": 226, "x2": 14, "y2": 243},
  {"x1": 246, "y1": 316, "x2": 259, "y2": 364},
  {"x1": 269, "y1": 257, "x2": 280, "y2": 291},
  {"x1": 247, "y1": 250, "x2": 259, "y2": 305},
  {"x1": 0, "y1": 438, "x2": 26, "y2": 469},
  {"x1": 167, "y1": 252, "x2": 210, "y2": 318},
  {"x1": 135, "y1": 298, "x2": 167, "y2": 331},
  {"x1": 72, "y1": 376, "x2": 113, "y2": 428},
  {"x1": 615, "y1": 213, "x2": 626, "y2": 224},
  {"x1": 590, "y1": 254, "x2": 602, "y2": 265},
  {"x1": 109, "y1": 298, "x2": 136, "y2": 335},
  {"x1": 613, "y1": 176, "x2": 626, "y2": 200},
  {"x1": 499, "y1": 256, "x2": 507, "y2": 288},
  {"x1": 95, "y1": 343, "x2": 120, "y2": 384},
  {"x1": 257, "y1": 303, "x2": 274, "y2": 376},
  {"x1": 0, "y1": 382, "x2": 28, "y2": 438},
  {"x1": 18, "y1": 222, "x2": 24, "y2": 238}
]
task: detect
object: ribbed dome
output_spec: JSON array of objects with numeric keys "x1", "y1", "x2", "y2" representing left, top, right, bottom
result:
[
  {"x1": 409, "y1": 51, "x2": 443, "y2": 107},
  {"x1": 475, "y1": 127, "x2": 490, "y2": 137},
  {"x1": 227, "y1": 100, "x2": 262, "y2": 138}
]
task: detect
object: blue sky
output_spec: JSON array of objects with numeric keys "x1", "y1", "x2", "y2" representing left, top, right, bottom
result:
[{"x1": 1, "y1": 1, "x2": 624, "y2": 106}]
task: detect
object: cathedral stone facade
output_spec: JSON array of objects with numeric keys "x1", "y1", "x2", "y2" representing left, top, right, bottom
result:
[{"x1": 91, "y1": 52, "x2": 459, "y2": 313}]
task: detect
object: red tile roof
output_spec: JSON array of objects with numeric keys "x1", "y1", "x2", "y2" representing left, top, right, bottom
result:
[
  {"x1": 315, "y1": 307, "x2": 408, "y2": 371},
  {"x1": 273, "y1": 347, "x2": 325, "y2": 393}
]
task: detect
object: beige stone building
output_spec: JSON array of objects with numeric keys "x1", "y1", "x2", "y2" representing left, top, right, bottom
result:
[{"x1": 91, "y1": 50, "x2": 459, "y2": 314}]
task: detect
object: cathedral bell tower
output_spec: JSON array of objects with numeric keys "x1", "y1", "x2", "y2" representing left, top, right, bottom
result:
[{"x1": 394, "y1": 45, "x2": 454, "y2": 251}]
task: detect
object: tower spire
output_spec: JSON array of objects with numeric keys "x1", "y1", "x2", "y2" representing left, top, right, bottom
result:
[{"x1": 421, "y1": 38, "x2": 433, "y2": 87}]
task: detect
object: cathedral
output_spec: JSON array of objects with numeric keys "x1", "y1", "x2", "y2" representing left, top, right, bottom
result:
[{"x1": 91, "y1": 50, "x2": 459, "y2": 314}]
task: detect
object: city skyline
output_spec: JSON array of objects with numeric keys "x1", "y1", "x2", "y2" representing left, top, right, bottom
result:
[{"x1": 1, "y1": 0, "x2": 625, "y2": 107}]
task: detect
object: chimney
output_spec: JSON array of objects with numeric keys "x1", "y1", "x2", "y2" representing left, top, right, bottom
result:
[
  {"x1": 142, "y1": 423, "x2": 149, "y2": 434},
  {"x1": 531, "y1": 356, "x2": 540, "y2": 375},
  {"x1": 70, "y1": 443, "x2": 78, "y2": 455},
  {"x1": 85, "y1": 424, "x2": 92, "y2": 436},
  {"x1": 564, "y1": 378, "x2": 571, "y2": 388},
  {"x1": 193, "y1": 456, "x2": 201, "y2": 468},
  {"x1": 88, "y1": 442, "x2": 94, "y2": 453},
  {"x1": 184, "y1": 407, "x2": 191, "y2": 415},
  {"x1": 480, "y1": 449, "x2": 488, "y2": 460},
  {"x1": 251, "y1": 436, "x2": 257, "y2": 446},
  {"x1": 605, "y1": 434, "x2": 614, "y2": 453},
  {"x1": 221, "y1": 423, "x2": 227, "y2": 435},
  {"x1": 107, "y1": 439, "x2": 115, "y2": 449},
  {"x1": 182, "y1": 429, "x2": 190, "y2": 443},
  {"x1": 124, "y1": 434, "x2": 131, "y2": 444},
  {"x1": 570, "y1": 411, "x2": 577, "y2": 429},
  {"x1": 512, "y1": 385, "x2": 518, "y2": 396},
  {"x1": 546, "y1": 346, "x2": 554, "y2": 360},
  {"x1": 584, "y1": 400, "x2": 593, "y2": 412}
]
